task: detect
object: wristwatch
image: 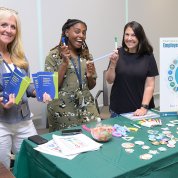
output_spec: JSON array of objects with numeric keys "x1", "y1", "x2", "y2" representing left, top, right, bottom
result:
[{"x1": 141, "y1": 104, "x2": 149, "y2": 109}]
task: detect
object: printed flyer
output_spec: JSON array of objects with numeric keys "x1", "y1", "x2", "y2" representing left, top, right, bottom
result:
[
  {"x1": 3, "y1": 68, "x2": 31, "y2": 104},
  {"x1": 32, "y1": 72, "x2": 58, "y2": 101},
  {"x1": 160, "y1": 38, "x2": 178, "y2": 116},
  {"x1": 32, "y1": 73, "x2": 40, "y2": 100},
  {"x1": 120, "y1": 110, "x2": 160, "y2": 121},
  {"x1": 2, "y1": 73, "x2": 12, "y2": 88}
]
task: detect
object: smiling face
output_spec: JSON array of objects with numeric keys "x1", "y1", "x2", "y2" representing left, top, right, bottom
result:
[
  {"x1": 65, "y1": 22, "x2": 87, "y2": 51},
  {"x1": 124, "y1": 27, "x2": 139, "y2": 53},
  {"x1": 0, "y1": 15, "x2": 17, "y2": 47}
]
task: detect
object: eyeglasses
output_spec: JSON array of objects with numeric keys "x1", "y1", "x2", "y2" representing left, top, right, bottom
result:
[{"x1": 0, "y1": 7, "x2": 18, "y2": 15}]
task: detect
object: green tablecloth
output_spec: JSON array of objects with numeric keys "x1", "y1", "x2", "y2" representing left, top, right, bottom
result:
[{"x1": 14, "y1": 115, "x2": 178, "y2": 178}]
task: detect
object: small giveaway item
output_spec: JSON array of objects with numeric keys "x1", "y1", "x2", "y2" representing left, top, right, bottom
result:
[{"x1": 90, "y1": 125, "x2": 113, "y2": 142}]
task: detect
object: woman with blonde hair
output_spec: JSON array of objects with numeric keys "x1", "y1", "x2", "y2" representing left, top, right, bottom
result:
[{"x1": 0, "y1": 7, "x2": 50, "y2": 169}]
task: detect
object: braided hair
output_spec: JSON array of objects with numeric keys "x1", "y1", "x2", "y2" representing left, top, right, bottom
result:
[{"x1": 54, "y1": 19, "x2": 91, "y2": 61}]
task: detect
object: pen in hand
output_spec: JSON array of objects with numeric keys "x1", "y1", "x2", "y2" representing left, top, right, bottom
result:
[
  {"x1": 62, "y1": 37, "x2": 66, "y2": 46},
  {"x1": 115, "y1": 37, "x2": 118, "y2": 50}
]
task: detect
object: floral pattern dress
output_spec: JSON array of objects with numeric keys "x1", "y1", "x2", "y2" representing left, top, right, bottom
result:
[{"x1": 44, "y1": 48, "x2": 99, "y2": 131}]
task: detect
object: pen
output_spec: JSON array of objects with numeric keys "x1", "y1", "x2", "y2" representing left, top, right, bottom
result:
[
  {"x1": 62, "y1": 36, "x2": 66, "y2": 46},
  {"x1": 131, "y1": 123, "x2": 141, "y2": 129},
  {"x1": 115, "y1": 37, "x2": 118, "y2": 49},
  {"x1": 93, "y1": 52, "x2": 113, "y2": 63}
]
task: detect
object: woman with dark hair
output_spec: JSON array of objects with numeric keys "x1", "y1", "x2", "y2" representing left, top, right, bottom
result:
[
  {"x1": 44, "y1": 19, "x2": 99, "y2": 132},
  {"x1": 106, "y1": 21, "x2": 159, "y2": 118}
]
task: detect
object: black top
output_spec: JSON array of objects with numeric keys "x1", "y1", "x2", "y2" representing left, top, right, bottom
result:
[{"x1": 110, "y1": 47, "x2": 159, "y2": 114}]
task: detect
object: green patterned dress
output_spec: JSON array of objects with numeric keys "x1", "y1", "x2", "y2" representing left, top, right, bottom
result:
[{"x1": 44, "y1": 48, "x2": 99, "y2": 131}]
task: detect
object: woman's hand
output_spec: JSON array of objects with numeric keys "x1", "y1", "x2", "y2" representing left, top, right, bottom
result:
[
  {"x1": 86, "y1": 61, "x2": 95, "y2": 77},
  {"x1": 133, "y1": 107, "x2": 148, "y2": 116},
  {"x1": 0, "y1": 94, "x2": 15, "y2": 109},
  {"x1": 109, "y1": 49, "x2": 119, "y2": 68},
  {"x1": 105, "y1": 49, "x2": 119, "y2": 84},
  {"x1": 42, "y1": 92, "x2": 52, "y2": 104}
]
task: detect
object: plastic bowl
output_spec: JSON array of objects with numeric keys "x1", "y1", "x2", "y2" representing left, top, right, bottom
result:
[{"x1": 91, "y1": 125, "x2": 113, "y2": 142}]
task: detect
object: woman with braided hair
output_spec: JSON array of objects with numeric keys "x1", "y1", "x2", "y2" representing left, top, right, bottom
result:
[{"x1": 44, "y1": 19, "x2": 99, "y2": 132}]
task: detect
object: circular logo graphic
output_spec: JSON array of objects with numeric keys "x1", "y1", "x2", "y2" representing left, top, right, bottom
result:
[{"x1": 167, "y1": 58, "x2": 178, "y2": 93}]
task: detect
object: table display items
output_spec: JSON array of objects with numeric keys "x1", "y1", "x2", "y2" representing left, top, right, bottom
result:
[
  {"x1": 137, "y1": 119, "x2": 162, "y2": 127},
  {"x1": 90, "y1": 125, "x2": 113, "y2": 142}
]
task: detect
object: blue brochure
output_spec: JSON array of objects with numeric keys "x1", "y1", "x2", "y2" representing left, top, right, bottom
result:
[
  {"x1": 32, "y1": 72, "x2": 58, "y2": 101},
  {"x1": 2, "y1": 73, "x2": 12, "y2": 89},
  {"x1": 32, "y1": 73, "x2": 40, "y2": 101},
  {"x1": 3, "y1": 68, "x2": 31, "y2": 104}
]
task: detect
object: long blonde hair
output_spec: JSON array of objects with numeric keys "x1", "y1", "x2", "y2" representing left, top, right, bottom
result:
[{"x1": 0, "y1": 7, "x2": 28, "y2": 69}]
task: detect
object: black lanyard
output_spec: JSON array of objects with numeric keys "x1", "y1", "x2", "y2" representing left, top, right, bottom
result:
[{"x1": 71, "y1": 55, "x2": 83, "y2": 90}]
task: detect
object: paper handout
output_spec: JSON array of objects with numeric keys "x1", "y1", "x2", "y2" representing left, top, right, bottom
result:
[
  {"x1": 120, "y1": 110, "x2": 160, "y2": 121},
  {"x1": 52, "y1": 134, "x2": 102, "y2": 156},
  {"x1": 2, "y1": 68, "x2": 31, "y2": 104},
  {"x1": 34, "y1": 140, "x2": 77, "y2": 160},
  {"x1": 32, "y1": 72, "x2": 58, "y2": 101}
]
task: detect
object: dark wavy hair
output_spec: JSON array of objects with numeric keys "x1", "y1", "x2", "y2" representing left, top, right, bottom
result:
[
  {"x1": 53, "y1": 19, "x2": 91, "y2": 61},
  {"x1": 122, "y1": 21, "x2": 153, "y2": 56}
]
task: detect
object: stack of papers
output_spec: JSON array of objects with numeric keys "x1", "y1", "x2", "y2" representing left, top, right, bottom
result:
[
  {"x1": 52, "y1": 134, "x2": 102, "y2": 155},
  {"x1": 34, "y1": 134, "x2": 102, "y2": 159},
  {"x1": 34, "y1": 140, "x2": 76, "y2": 160},
  {"x1": 120, "y1": 110, "x2": 160, "y2": 121}
]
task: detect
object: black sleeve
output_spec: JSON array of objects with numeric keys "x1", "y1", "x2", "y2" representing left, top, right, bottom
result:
[{"x1": 148, "y1": 54, "x2": 159, "y2": 77}]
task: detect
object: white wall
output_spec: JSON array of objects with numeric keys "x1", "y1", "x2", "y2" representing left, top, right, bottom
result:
[
  {"x1": 128, "y1": 0, "x2": 178, "y2": 94},
  {"x1": 41, "y1": 0, "x2": 125, "y2": 100},
  {"x1": 0, "y1": 0, "x2": 125, "y2": 128},
  {"x1": 0, "y1": 0, "x2": 178, "y2": 128}
]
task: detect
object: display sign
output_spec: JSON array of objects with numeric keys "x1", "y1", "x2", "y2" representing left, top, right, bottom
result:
[{"x1": 160, "y1": 38, "x2": 178, "y2": 116}]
